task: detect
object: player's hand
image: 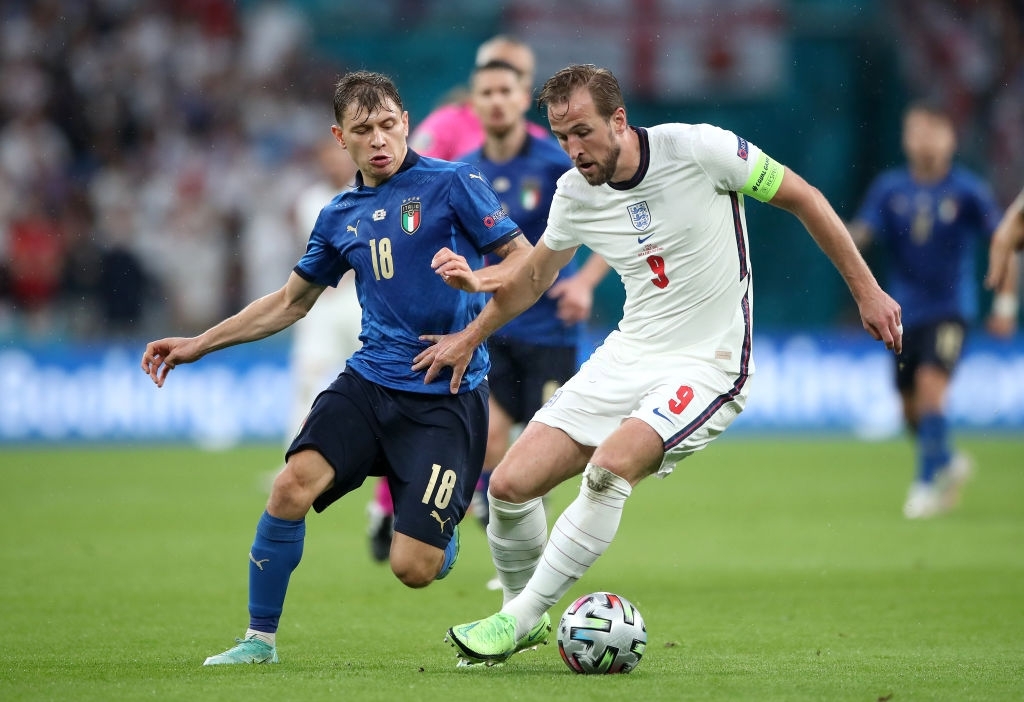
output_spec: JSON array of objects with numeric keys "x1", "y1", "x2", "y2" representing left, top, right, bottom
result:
[
  {"x1": 413, "y1": 331, "x2": 478, "y2": 394},
  {"x1": 548, "y1": 275, "x2": 594, "y2": 325},
  {"x1": 857, "y1": 288, "x2": 903, "y2": 355},
  {"x1": 140, "y1": 337, "x2": 201, "y2": 387},
  {"x1": 432, "y1": 247, "x2": 480, "y2": 292}
]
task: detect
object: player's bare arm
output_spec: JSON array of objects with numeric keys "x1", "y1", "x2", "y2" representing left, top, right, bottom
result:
[
  {"x1": 431, "y1": 234, "x2": 532, "y2": 293},
  {"x1": 984, "y1": 192, "x2": 1021, "y2": 336},
  {"x1": 846, "y1": 220, "x2": 873, "y2": 250},
  {"x1": 142, "y1": 272, "x2": 325, "y2": 387},
  {"x1": 415, "y1": 239, "x2": 575, "y2": 393},
  {"x1": 985, "y1": 189, "x2": 1024, "y2": 292},
  {"x1": 768, "y1": 168, "x2": 903, "y2": 353}
]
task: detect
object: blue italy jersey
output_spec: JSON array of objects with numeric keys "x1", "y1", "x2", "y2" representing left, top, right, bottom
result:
[
  {"x1": 295, "y1": 150, "x2": 521, "y2": 394},
  {"x1": 458, "y1": 134, "x2": 578, "y2": 346},
  {"x1": 855, "y1": 165, "x2": 1001, "y2": 327}
]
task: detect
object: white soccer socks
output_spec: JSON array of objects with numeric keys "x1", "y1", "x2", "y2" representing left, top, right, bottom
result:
[
  {"x1": 487, "y1": 494, "x2": 547, "y2": 605},
  {"x1": 502, "y1": 464, "x2": 632, "y2": 639}
]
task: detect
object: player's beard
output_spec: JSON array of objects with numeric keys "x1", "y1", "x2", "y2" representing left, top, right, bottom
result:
[
  {"x1": 579, "y1": 142, "x2": 621, "y2": 186},
  {"x1": 488, "y1": 122, "x2": 515, "y2": 140}
]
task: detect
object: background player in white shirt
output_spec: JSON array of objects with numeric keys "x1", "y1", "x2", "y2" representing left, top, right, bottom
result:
[
  {"x1": 414, "y1": 64, "x2": 903, "y2": 666},
  {"x1": 288, "y1": 138, "x2": 361, "y2": 438}
]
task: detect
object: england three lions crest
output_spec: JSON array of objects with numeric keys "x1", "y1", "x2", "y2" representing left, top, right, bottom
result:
[{"x1": 627, "y1": 201, "x2": 651, "y2": 231}]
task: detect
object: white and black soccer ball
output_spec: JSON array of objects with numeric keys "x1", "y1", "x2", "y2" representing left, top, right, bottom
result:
[{"x1": 557, "y1": 591, "x2": 647, "y2": 674}]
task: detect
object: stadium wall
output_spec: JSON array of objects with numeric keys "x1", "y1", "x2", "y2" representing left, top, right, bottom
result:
[{"x1": 1, "y1": 332, "x2": 1022, "y2": 445}]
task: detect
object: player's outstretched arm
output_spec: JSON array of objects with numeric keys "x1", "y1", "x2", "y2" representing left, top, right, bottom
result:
[
  {"x1": 767, "y1": 168, "x2": 903, "y2": 353},
  {"x1": 415, "y1": 239, "x2": 575, "y2": 393},
  {"x1": 141, "y1": 271, "x2": 325, "y2": 387}
]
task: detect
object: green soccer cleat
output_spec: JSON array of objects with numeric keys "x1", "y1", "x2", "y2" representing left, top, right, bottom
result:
[
  {"x1": 203, "y1": 635, "x2": 279, "y2": 666},
  {"x1": 515, "y1": 612, "x2": 551, "y2": 654},
  {"x1": 446, "y1": 611, "x2": 551, "y2": 666},
  {"x1": 436, "y1": 524, "x2": 460, "y2": 580}
]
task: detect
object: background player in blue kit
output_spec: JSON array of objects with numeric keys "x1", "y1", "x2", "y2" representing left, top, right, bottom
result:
[
  {"x1": 850, "y1": 101, "x2": 1019, "y2": 520},
  {"x1": 140, "y1": 71, "x2": 531, "y2": 665},
  {"x1": 456, "y1": 60, "x2": 610, "y2": 587}
]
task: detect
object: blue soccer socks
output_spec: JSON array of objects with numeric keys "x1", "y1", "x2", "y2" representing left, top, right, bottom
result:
[
  {"x1": 917, "y1": 412, "x2": 951, "y2": 484},
  {"x1": 248, "y1": 511, "x2": 305, "y2": 633}
]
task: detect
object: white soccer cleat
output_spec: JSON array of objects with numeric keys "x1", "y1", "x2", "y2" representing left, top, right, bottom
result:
[
  {"x1": 936, "y1": 452, "x2": 974, "y2": 511},
  {"x1": 903, "y1": 482, "x2": 942, "y2": 519},
  {"x1": 902, "y1": 453, "x2": 974, "y2": 520}
]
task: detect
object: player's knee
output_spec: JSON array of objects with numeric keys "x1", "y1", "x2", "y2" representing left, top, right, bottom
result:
[
  {"x1": 267, "y1": 473, "x2": 303, "y2": 514},
  {"x1": 389, "y1": 554, "x2": 434, "y2": 589},
  {"x1": 267, "y1": 463, "x2": 318, "y2": 518},
  {"x1": 488, "y1": 465, "x2": 538, "y2": 504},
  {"x1": 487, "y1": 465, "x2": 512, "y2": 502}
]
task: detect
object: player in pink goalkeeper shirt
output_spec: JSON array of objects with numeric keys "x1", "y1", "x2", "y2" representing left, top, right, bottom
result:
[{"x1": 408, "y1": 35, "x2": 550, "y2": 160}]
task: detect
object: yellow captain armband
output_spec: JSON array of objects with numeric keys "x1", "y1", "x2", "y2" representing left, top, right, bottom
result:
[{"x1": 740, "y1": 152, "x2": 785, "y2": 202}]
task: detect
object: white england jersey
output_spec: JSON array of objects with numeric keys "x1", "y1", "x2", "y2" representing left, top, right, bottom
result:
[{"x1": 544, "y1": 123, "x2": 768, "y2": 374}]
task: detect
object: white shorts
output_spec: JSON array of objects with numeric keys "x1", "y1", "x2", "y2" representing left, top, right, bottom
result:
[{"x1": 531, "y1": 332, "x2": 751, "y2": 476}]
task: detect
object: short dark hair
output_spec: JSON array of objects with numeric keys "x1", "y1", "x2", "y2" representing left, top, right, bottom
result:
[
  {"x1": 333, "y1": 71, "x2": 403, "y2": 125},
  {"x1": 472, "y1": 59, "x2": 523, "y2": 82},
  {"x1": 537, "y1": 64, "x2": 624, "y2": 120}
]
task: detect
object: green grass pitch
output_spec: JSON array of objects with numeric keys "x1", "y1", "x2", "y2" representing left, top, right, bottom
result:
[{"x1": 2, "y1": 437, "x2": 1022, "y2": 701}]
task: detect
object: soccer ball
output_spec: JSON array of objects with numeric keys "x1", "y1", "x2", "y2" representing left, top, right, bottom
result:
[{"x1": 557, "y1": 591, "x2": 647, "y2": 674}]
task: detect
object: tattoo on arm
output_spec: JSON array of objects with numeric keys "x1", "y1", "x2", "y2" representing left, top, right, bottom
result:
[{"x1": 492, "y1": 232, "x2": 527, "y2": 260}]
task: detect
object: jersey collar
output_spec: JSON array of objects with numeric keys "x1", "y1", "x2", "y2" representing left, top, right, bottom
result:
[
  {"x1": 608, "y1": 126, "x2": 648, "y2": 191},
  {"x1": 479, "y1": 132, "x2": 534, "y2": 165}
]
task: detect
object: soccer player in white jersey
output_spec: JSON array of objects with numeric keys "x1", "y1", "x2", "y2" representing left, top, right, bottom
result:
[{"x1": 412, "y1": 64, "x2": 904, "y2": 666}]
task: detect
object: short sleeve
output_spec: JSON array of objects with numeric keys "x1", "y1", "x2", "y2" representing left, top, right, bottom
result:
[
  {"x1": 448, "y1": 164, "x2": 522, "y2": 254},
  {"x1": 689, "y1": 124, "x2": 783, "y2": 202}
]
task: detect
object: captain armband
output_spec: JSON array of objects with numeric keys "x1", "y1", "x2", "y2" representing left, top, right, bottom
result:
[{"x1": 739, "y1": 152, "x2": 785, "y2": 203}]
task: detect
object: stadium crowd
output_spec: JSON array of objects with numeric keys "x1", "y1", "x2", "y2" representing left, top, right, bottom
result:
[
  {"x1": 892, "y1": 0, "x2": 1024, "y2": 206},
  {"x1": 0, "y1": 0, "x2": 342, "y2": 342},
  {"x1": 1, "y1": 0, "x2": 1021, "y2": 343}
]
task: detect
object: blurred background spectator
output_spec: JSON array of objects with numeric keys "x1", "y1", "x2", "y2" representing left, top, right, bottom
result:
[{"x1": 0, "y1": 0, "x2": 1020, "y2": 345}]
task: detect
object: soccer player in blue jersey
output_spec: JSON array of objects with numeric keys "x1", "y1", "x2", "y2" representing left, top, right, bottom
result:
[
  {"x1": 457, "y1": 60, "x2": 610, "y2": 587},
  {"x1": 366, "y1": 38, "x2": 551, "y2": 561},
  {"x1": 850, "y1": 102, "x2": 1019, "y2": 519},
  {"x1": 141, "y1": 70, "x2": 531, "y2": 665}
]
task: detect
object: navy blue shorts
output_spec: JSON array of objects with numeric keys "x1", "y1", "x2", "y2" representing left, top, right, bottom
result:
[
  {"x1": 895, "y1": 318, "x2": 967, "y2": 392},
  {"x1": 286, "y1": 368, "x2": 488, "y2": 550},
  {"x1": 488, "y1": 337, "x2": 577, "y2": 424}
]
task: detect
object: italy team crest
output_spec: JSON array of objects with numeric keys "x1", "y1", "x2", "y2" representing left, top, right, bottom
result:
[
  {"x1": 401, "y1": 201, "x2": 421, "y2": 234},
  {"x1": 627, "y1": 201, "x2": 651, "y2": 231},
  {"x1": 520, "y1": 179, "x2": 541, "y2": 210}
]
